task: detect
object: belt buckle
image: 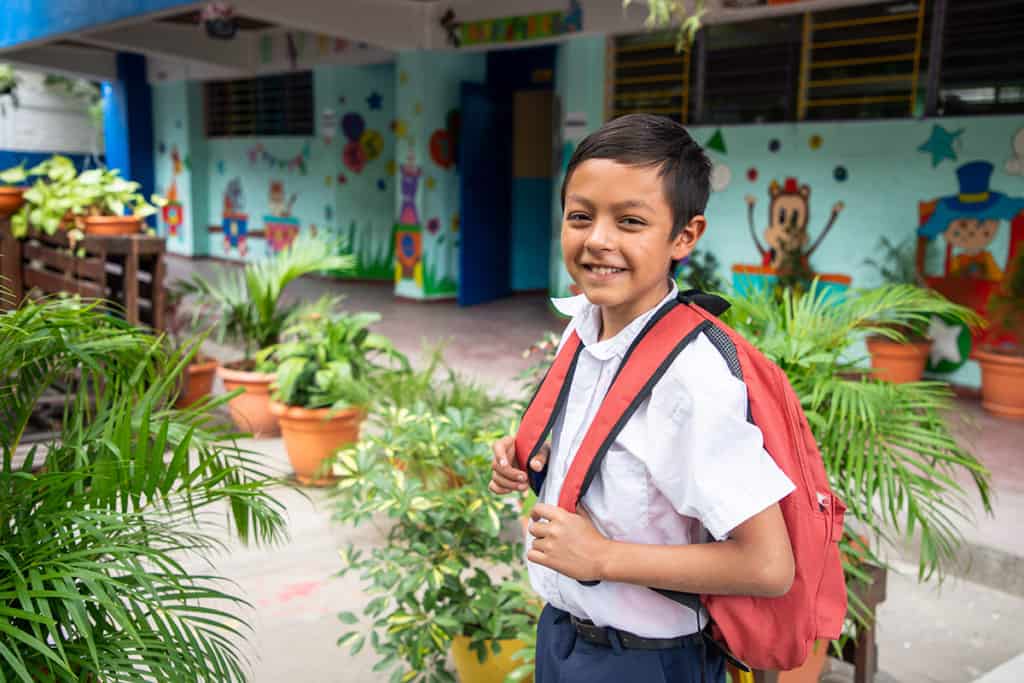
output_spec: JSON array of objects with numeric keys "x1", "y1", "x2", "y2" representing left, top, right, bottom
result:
[{"x1": 572, "y1": 617, "x2": 605, "y2": 643}]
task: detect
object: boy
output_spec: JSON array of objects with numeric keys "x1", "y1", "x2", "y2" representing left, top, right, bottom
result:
[{"x1": 490, "y1": 114, "x2": 796, "y2": 683}]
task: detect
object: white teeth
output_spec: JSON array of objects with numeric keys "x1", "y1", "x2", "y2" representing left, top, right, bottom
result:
[{"x1": 589, "y1": 266, "x2": 623, "y2": 275}]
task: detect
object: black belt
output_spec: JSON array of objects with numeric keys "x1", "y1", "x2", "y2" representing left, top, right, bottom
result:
[{"x1": 570, "y1": 616, "x2": 704, "y2": 651}]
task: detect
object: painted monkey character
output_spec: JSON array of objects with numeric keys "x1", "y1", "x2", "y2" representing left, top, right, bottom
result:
[{"x1": 745, "y1": 177, "x2": 844, "y2": 278}]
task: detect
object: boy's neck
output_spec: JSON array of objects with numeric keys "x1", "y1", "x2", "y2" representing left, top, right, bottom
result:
[{"x1": 597, "y1": 280, "x2": 673, "y2": 342}]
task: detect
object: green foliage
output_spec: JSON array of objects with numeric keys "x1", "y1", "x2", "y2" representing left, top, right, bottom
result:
[
  {"x1": 374, "y1": 344, "x2": 516, "y2": 427},
  {"x1": 43, "y1": 74, "x2": 104, "y2": 140},
  {"x1": 676, "y1": 248, "x2": 726, "y2": 294},
  {"x1": 517, "y1": 332, "x2": 562, "y2": 403},
  {"x1": 176, "y1": 234, "x2": 356, "y2": 360},
  {"x1": 987, "y1": 250, "x2": 1024, "y2": 342},
  {"x1": 723, "y1": 283, "x2": 991, "y2": 594},
  {"x1": 10, "y1": 156, "x2": 166, "y2": 238},
  {"x1": 0, "y1": 163, "x2": 28, "y2": 187},
  {"x1": 0, "y1": 291, "x2": 288, "y2": 681},
  {"x1": 258, "y1": 311, "x2": 409, "y2": 410},
  {"x1": 623, "y1": 0, "x2": 706, "y2": 51},
  {"x1": 864, "y1": 237, "x2": 925, "y2": 287},
  {"x1": 334, "y1": 405, "x2": 539, "y2": 682},
  {"x1": 0, "y1": 64, "x2": 18, "y2": 115}
]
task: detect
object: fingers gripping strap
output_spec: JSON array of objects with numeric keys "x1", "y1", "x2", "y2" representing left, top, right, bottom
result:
[{"x1": 515, "y1": 334, "x2": 583, "y2": 493}]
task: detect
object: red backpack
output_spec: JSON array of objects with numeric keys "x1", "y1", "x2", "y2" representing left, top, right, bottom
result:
[{"x1": 515, "y1": 290, "x2": 847, "y2": 672}]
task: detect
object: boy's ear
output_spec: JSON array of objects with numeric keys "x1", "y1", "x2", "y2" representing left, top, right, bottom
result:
[{"x1": 671, "y1": 215, "x2": 707, "y2": 259}]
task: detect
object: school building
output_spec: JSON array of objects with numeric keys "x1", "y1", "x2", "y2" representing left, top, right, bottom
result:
[{"x1": 1, "y1": 0, "x2": 1022, "y2": 386}]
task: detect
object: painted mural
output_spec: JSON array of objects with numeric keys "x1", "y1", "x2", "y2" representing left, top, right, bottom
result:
[
  {"x1": 152, "y1": 82, "x2": 194, "y2": 255},
  {"x1": 682, "y1": 114, "x2": 1024, "y2": 388},
  {"x1": 392, "y1": 51, "x2": 483, "y2": 299},
  {"x1": 737, "y1": 176, "x2": 848, "y2": 295},
  {"x1": 221, "y1": 177, "x2": 248, "y2": 257},
  {"x1": 916, "y1": 159, "x2": 1024, "y2": 372},
  {"x1": 195, "y1": 62, "x2": 396, "y2": 279}
]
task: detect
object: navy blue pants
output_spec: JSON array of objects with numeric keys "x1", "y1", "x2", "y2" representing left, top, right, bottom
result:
[{"x1": 535, "y1": 605, "x2": 725, "y2": 683}]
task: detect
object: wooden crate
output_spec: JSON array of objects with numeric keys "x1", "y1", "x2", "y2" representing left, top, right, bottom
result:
[{"x1": 0, "y1": 218, "x2": 166, "y2": 330}]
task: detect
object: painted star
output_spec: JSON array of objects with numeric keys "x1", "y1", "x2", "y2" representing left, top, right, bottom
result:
[
  {"x1": 918, "y1": 125, "x2": 963, "y2": 168},
  {"x1": 414, "y1": 101, "x2": 423, "y2": 115},
  {"x1": 425, "y1": 175, "x2": 436, "y2": 190},
  {"x1": 399, "y1": 70, "x2": 409, "y2": 85},
  {"x1": 367, "y1": 92, "x2": 383, "y2": 110},
  {"x1": 927, "y1": 316, "x2": 963, "y2": 366}
]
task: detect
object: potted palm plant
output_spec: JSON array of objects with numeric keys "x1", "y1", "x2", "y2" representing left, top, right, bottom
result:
[
  {"x1": 0, "y1": 162, "x2": 29, "y2": 217},
  {"x1": 258, "y1": 310, "x2": 407, "y2": 484},
  {"x1": 721, "y1": 282, "x2": 991, "y2": 678},
  {"x1": 862, "y1": 237, "x2": 938, "y2": 383},
  {"x1": 974, "y1": 250, "x2": 1024, "y2": 418},
  {"x1": 165, "y1": 281, "x2": 219, "y2": 409},
  {"x1": 178, "y1": 234, "x2": 355, "y2": 436},
  {"x1": 334, "y1": 404, "x2": 539, "y2": 683},
  {"x1": 0, "y1": 288, "x2": 287, "y2": 681}
]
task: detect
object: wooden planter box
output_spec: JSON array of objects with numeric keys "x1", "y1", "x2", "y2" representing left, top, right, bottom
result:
[{"x1": 0, "y1": 218, "x2": 166, "y2": 330}]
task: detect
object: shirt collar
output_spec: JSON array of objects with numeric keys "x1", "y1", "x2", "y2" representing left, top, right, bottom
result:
[{"x1": 551, "y1": 281, "x2": 679, "y2": 361}]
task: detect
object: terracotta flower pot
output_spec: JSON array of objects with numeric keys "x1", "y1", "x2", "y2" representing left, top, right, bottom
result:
[
  {"x1": 269, "y1": 401, "x2": 364, "y2": 486},
  {"x1": 217, "y1": 364, "x2": 279, "y2": 437},
  {"x1": 975, "y1": 346, "x2": 1024, "y2": 420},
  {"x1": 0, "y1": 186, "x2": 25, "y2": 218},
  {"x1": 865, "y1": 336, "x2": 933, "y2": 383},
  {"x1": 451, "y1": 636, "x2": 532, "y2": 683},
  {"x1": 175, "y1": 358, "x2": 219, "y2": 409},
  {"x1": 84, "y1": 215, "x2": 142, "y2": 236}
]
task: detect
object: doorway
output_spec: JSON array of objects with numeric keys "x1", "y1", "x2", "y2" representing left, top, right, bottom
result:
[{"x1": 458, "y1": 46, "x2": 557, "y2": 306}]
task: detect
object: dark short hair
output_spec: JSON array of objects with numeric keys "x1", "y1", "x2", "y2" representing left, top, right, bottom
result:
[{"x1": 560, "y1": 113, "x2": 711, "y2": 241}]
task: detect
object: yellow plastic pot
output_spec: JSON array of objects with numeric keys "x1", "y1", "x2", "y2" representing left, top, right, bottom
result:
[{"x1": 450, "y1": 636, "x2": 532, "y2": 683}]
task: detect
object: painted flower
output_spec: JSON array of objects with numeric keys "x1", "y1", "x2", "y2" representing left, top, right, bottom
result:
[{"x1": 427, "y1": 218, "x2": 440, "y2": 234}]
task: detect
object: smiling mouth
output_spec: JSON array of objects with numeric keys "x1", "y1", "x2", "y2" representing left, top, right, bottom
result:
[{"x1": 582, "y1": 264, "x2": 627, "y2": 276}]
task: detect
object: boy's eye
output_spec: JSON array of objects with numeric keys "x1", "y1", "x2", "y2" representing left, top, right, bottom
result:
[
  {"x1": 567, "y1": 212, "x2": 590, "y2": 222},
  {"x1": 620, "y1": 217, "x2": 646, "y2": 228}
]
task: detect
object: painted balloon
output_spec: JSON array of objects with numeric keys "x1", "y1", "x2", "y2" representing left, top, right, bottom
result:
[
  {"x1": 430, "y1": 130, "x2": 455, "y2": 169},
  {"x1": 360, "y1": 129, "x2": 384, "y2": 161},
  {"x1": 343, "y1": 141, "x2": 367, "y2": 173},
  {"x1": 341, "y1": 112, "x2": 365, "y2": 142}
]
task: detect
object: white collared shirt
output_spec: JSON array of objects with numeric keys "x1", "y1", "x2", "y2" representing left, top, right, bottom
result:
[{"x1": 526, "y1": 282, "x2": 795, "y2": 638}]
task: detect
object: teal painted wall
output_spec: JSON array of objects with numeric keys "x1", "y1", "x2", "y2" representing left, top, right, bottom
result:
[
  {"x1": 151, "y1": 62, "x2": 397, "y2": 276},
  {"x1": 152, "y1": 80, "x2": 196, "y2": 256},
  {"x1": 511, "y1": 178, "x2": 552, "y2": 291},
  {"x1": 394, "y1": 50, "x2": 486, "y2": 299},
  {"x1": 550, "y1": 35, "x2": 607, "y2": 298}
]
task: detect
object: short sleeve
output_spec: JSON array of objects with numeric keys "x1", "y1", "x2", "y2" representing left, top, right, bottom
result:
[{"x1": 644, "y1": 334, "x2": 795, "y2": 541}]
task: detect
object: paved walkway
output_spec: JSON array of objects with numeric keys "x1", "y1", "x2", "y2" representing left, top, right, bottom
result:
[{"x1": 166, "y1": 259, "x2": 1024, "y2": 682}]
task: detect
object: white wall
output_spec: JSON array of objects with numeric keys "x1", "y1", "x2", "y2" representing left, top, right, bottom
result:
[{"x1": 0, "y1": 69, "x2": 99, "y2": 155}]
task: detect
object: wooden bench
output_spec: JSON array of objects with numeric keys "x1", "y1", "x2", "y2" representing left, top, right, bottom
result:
[{"x1": 0, "y1": 217, "x2": 166, "y2": 330}]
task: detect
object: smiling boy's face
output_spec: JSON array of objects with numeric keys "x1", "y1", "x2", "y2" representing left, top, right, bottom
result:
[{"x1": 562, "y1": 159, "x2": 704, "y2": 327}]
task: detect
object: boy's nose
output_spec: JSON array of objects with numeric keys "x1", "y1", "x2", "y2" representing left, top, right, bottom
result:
[{"x1": 583, "y1": 218, "x2": 616, "y2": 251}]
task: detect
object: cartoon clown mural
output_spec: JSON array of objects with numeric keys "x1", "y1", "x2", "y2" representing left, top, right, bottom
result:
[
  {"x1": 221, "y1": 177, "x2": 249, "y2": 258},
  {"x1": 264, "y1": 180, "x2": 300, "y2": 254},
  {"x1": 916, "y1": 160, "x2": 1024, "y2": 372}
]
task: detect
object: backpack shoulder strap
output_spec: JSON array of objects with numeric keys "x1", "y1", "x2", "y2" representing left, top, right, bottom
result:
[
  {"x1": 556, "y1": 299, "x2": 709, "y2": 512},
  {"x1": 515, "y1": 332, "x2": 584, "y2": 493}
]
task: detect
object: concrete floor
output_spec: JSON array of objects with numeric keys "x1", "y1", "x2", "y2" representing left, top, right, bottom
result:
[{"x1": 166, "y1": 259, "x2": 1024, "y2": 682}]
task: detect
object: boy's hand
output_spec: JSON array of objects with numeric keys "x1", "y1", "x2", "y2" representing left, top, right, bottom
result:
[
  {"x1": 489, "y1": 436, "x2": 548, "y2": 494},
  {"x1": 527, "y1": 503, "x2": 609, "y2": 582}
]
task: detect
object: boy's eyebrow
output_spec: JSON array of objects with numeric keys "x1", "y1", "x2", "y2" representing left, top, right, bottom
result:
[{"x1": 566, "y1": 195, "x2": 654, "y2": 212}]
